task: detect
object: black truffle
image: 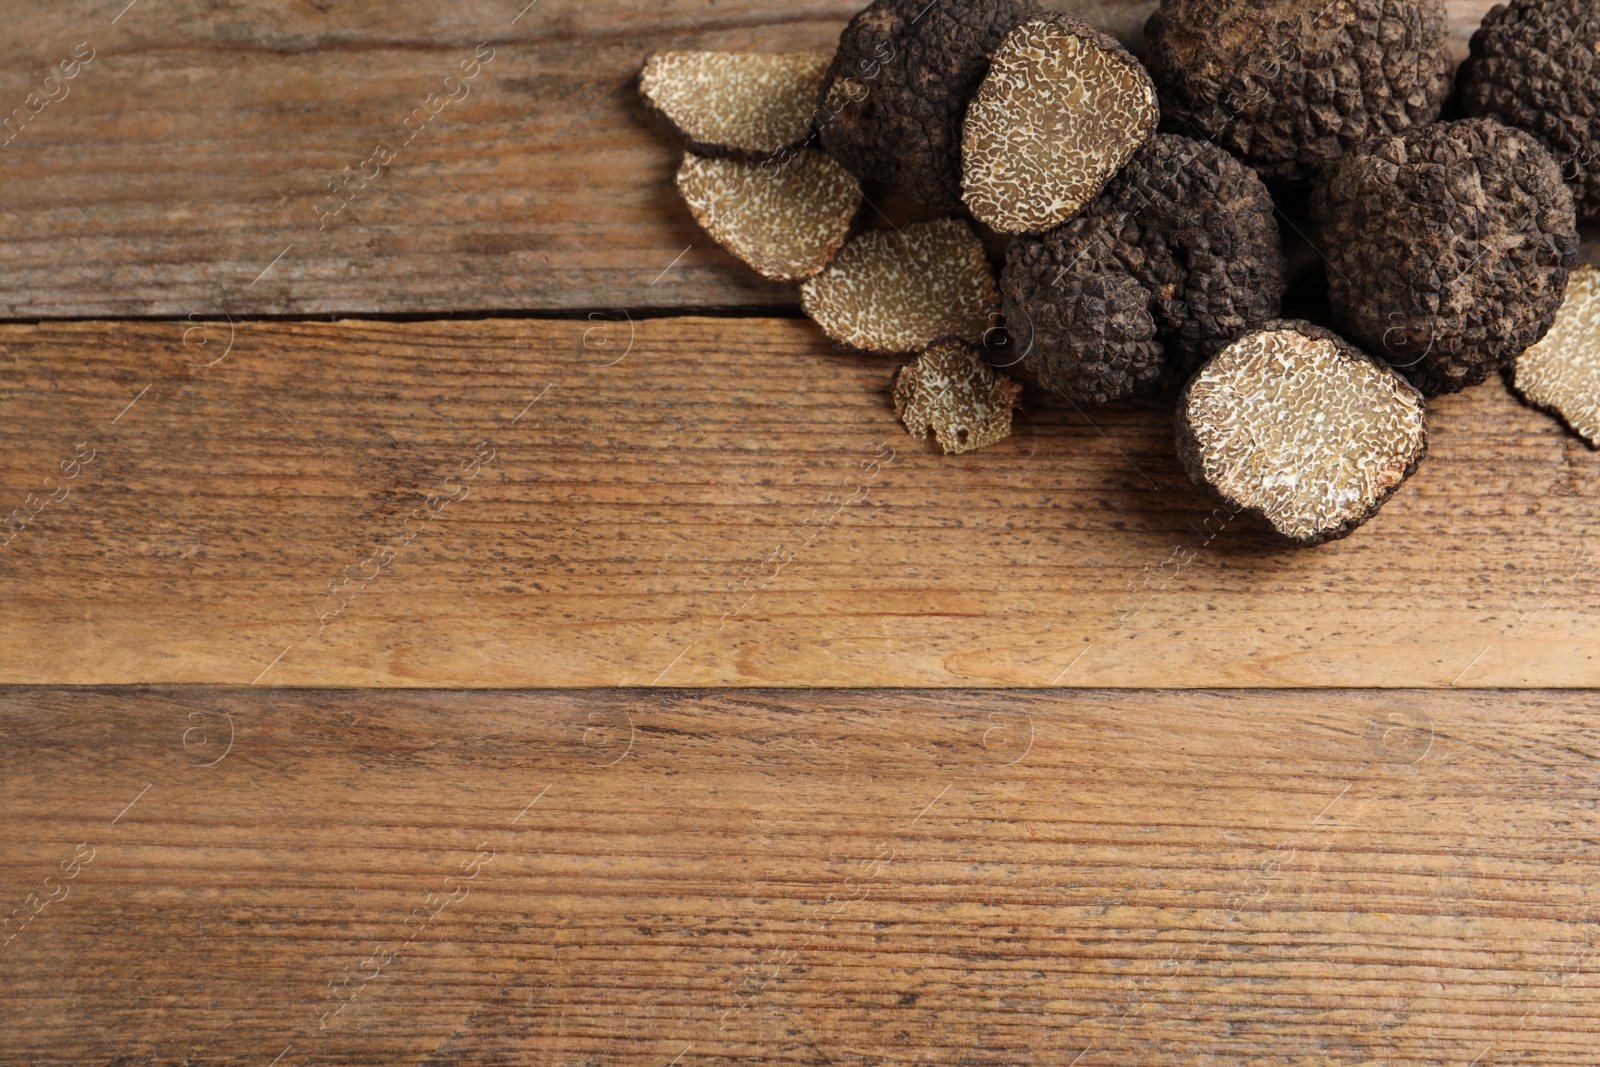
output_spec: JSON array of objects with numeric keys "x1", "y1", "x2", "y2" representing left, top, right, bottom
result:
[
  {"x1": 1311, "y1": 117, "x2": 1580, "y2": 396},
  {"x1": 816, "y1": 0, "x2": 1035, "y2": 211},
  {"x1": 1000, "y1": 133, "x2": 1287, "y2": 404},
  {"x1": 1457, "y1": 0, "x2": 1600, "y2": 222},
  {"x1": 1144, "y1": 0, "x2": 1453, "y2": 182},
  {"x1": 640, "y1": 51, "x2": 833, "y2": 159},
  {"x1": 1176, "y1": 319, "x2": 1428, "y2": 546}
]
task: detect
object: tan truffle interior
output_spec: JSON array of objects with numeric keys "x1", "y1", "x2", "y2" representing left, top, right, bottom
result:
[
  {"x1": 893, "y1": 340, "x2": 1023, "y2": 454},
  {"x1": 1513, "y1": 264, "x2": 1600, "y2": 446},
  {"x1": 1185, "y1": 329, "x2": 1427, "y2": 541},
  {"x1": 961, "y1": 18, "x2": 1157, "y2": 233},
  {"x1": 676, "y1": 150, "x2": 862, "y2": 282},
  {"x1": 641, "y1": 51, "x2": 830, "y2": 155}
]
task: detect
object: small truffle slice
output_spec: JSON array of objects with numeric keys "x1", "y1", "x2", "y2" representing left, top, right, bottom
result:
[
  {"x1": 893, "y1": 338, "x2": 1023, "y2": 454},
  {"x1": 641, "y1": 51, "x2": 831, "y2": 157},
  {"x1": 1510, "y1": 265, "x2": 1600, "y2": 447},
  {"x1": 1176, "y1": 321, "x2": 1428, "y2": 546},
  {"x1": 962, "y1": 13, "x2": 1158, "y2": 234},
  {"x1": 800, "y1": 218, "x2": 999, "y2": 354},
  {"x1": 677, "y1": 150, "x2": 862, "y2": 282}
]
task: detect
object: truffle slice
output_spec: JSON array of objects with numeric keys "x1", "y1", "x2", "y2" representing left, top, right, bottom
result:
[
  {"x1": 1176, "y1": 320, "x2": 1428, "y2": 546},
  {"x1": 1002, "y1": 133, "x2": 1286, "y2": 403},
  {"x1": 1144, "y1": 0, "x2": 1452, "y2": 183},
  {"x1": 1457, "y1": 0, "x2": 1600, "y2": 221},
  {"x1": 800, "y1": 218, "x2": 999, "y2": 354},
  {"x1": 1510, "y1": 265, "x2": 1600, "y2": 447},
  {"x1": 962, "y1": 13, "x2": 1158, "y2": 234},
  {"x1": 640, "y1": 51, "x2": 831, "y2": 158},
  {"x1": 677, "y1": 150, "x2": 862, "y2": 282},
  {"x1": 893, "y1": 338, "x2": 1023, "y2": 454},
  {"x1": 1311, "y1": 118, "x2": 1580, "y2": 396},
  {"x1": 816, "y1": 0, "x2": 1036, "y2": 210}
]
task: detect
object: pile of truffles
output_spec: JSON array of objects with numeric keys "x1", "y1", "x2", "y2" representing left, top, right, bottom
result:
[{"x1": 640, "y1": 0, "x2": 1598, "y2": 546}]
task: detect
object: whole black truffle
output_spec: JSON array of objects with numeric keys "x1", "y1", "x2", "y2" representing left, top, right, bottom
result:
[
  {"x1": 816, "y1": 0, "x2": 1035, "y2": 211},
  {"x1": 1457, "y1": 0, "x2": 1600, "y2": 222},
  {"x1": 1001, "y1": 133, "x2": 1287, "y2": 404},
  {"x1": 1311, "y1": 117, "x2": 1580, "y2": 396},
  {"x1": 1144, "y1": 0, "x2": 1453, "y2": 182}
]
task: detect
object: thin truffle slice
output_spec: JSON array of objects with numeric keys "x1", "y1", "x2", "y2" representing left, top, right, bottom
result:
[
  {"x1": 800, "y1": 218, "x2": 999, "y2": 354},
  {"x1": 641, "y1": 51, "x2": 831, "y2": 158},
  {"x1": 1311, "y1": 118, "x2": 1579, "y2": 396},
  {"x1": 677, "y1": 150, "x2": 862, "y2": 282},
  {"x1": 1176, "y1": 320, "x2": 1428, "y2": 546},
  {"x1": 1510, "y1": 265, "x2": 1600, "y2": 447},
  {"x1": 816, "y1": 0, "x2": 1036, "y2": 210},
  {"x1": 1002, "y1": 133, "x2": 1286, "y2": 404},
  {"x1": 1458, "y1": 0, "x2": 1600, "y2": 221},
  {"x1": 962, "y1": 13, "x2": 1158, "y2": 234},
  {"x1": 1145, "y1": 0, "x2": 1452, "y2": 183},
  {"x1": 893, "y1": 338, "x2": 1024, "y2": 454}
]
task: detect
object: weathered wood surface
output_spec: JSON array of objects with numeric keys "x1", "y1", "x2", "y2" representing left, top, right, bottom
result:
[
  {"x1": 3, "y1": 686, "x2": 1598, "y2": 1065},
  {"x1": 0, "y1": 0, "x2": 1527, "y2": 318},
  {"x1": 1, "y1": 317, "x2": 1596, "y2": 688}
]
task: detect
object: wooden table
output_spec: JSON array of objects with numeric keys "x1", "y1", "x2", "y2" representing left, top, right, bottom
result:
[{"x1": 3, "y1": 1, "x2": 1598, "y2": 1064}]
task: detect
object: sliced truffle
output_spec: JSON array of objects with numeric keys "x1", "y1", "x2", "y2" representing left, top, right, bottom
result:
[
  {"x1": 962, "y1": 13, "x2": 1158, "y2": 234},
  {"x1": 1176, "y1": 320, "x2": 1428, "y2": 546},
  {"x1": 677, "y1": 150, "x2": 862, "y2": 282},
  {"x1": 893, "y1": 338, "x2": 1024, "y2": 453},
  {"x1": 816, "y1": 0, "x2": 1035, "y2": 210},
  {"x1": 1509, "y1": 264, "x2": 1600, "y2": 447},
  {"x1": 1458, "y1": 0, "x2": 1600, "y2": 222},
  {"x1": 1311, "y1": 118, "x2": 1579, "y2": 396},
  {"x1": 801, "y1": 217, "x2": 999, "y2": 354},
  {"x1": 1144, "y1": 0, "x2": 1452, "y2": 182},
  {"x1": 640, "y1": 51, "x2": 831, "y2": 158},
  {"x1": 1001, "y1": 133, "x2": 1286, "y2": 404}
]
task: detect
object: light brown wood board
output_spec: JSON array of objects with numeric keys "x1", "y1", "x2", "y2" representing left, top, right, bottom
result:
[
  {"x1": 4, "y1": 686, "x2": 1599, "y2": 1066},
  {"x1": 0, "y1": 317, "x2": 1596, "y2": 689},
  {"x1": 0, "y1": 0, "x2": 1546, "y2": 319}
]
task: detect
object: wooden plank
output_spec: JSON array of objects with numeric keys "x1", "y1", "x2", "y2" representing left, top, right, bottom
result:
[
  {"x1": 0, "y1": 0, "x2": 1534, "y2": 318},
  {"x1": 3, "y1": 686, "x2": 1599, "y2": 1065},
  {"x1": 0, "y1": 317, "x2": 1596, "y2": 688}
]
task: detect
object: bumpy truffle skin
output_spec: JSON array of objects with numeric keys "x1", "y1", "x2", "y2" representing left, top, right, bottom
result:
[
  {"x1": 961, "y1": 13, "x2": 1159, "y2": 234},
  {"x1": 1457, "y1": 0, "x2": 1600, "y2": 222},
  {"x1": 1311, "y1": 118, "x2": 1579, "y2": 396},
  {"x1": 1145, "y1": 0, "x2": 1452, "y2": 182},
  {"x1": 1001, "y1": 133, "x2": 1287, "y2": 404},
  {"x1": 1175, "y1": 320, "x2": 1428, "y2": 546},
  {"x1": 816, "y1": 0, "x2": 1035, "y2": 210}
]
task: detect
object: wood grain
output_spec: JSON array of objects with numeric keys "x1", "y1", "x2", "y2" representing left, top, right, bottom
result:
[
  {"x1": 1, "y1": 316, "x2": 1596, "y2": 688},
  {"x1": 0, "y1": 0, "x2": 1529, "y2": 318},
  {"x1": 3, "y1": 685, "x2": 1599, "y2": 1065}
]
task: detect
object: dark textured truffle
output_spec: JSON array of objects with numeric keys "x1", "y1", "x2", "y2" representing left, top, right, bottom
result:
[
  {"x1": 1144, "y1": 0, "x2": 1452, "y2": 183},
  {"x1": 1000, "y1": 133, "x2": 1287, "y2": 404},
  {"x1": 1176, "y1": 319, "x2": 1428, "y2": 546},
  {"x1": 1311, "y1": 117, "x2": 1579, "y2": 396},
  {"x1": 816, "y1": 0, "x2": 1035, "y2": 210},
  {"x1": 1457, "y1": 0, "x2": 1600, "y2": 222},
  {"x1": 961, "y1": 13, "x2": 1159, "y2": 233}
]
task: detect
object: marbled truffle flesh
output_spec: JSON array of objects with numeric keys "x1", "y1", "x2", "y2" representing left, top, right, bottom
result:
[
  {"x1": 677, "y1": 150, "x2": 862, "y2": 282},
  {"x1": 893, "y1": 338, "x2": 1024, "y2": 454},
  {"x1": 641, "y1": 51, "x2": 832, "y2": 158},
  {"x1": 816, "y1": 0, "x2": 1035, "y2": 210},
  {"x1": 1311, "y1": 118, "x2": 1579, "y2": 396},
  {"x1": 962, "y1": 13, "x2": 1158, "y2": 234},
  {"x1": 1001, "y1": 133, "x2": 1286, "y2": 404},
  {"x1": 1176, "y1": 320, "x2": 1428, "y2": 545},
  {"x1": 1457, "y1": 0, "x2": 1600, "y2": 222},
  {"x1": 800, "y1": 217, "x2": 999, "y2": 355},
  {"x1": 1510, "y1": 264, "x2": 1600, "y2": 447},
  {"x1": 1144, "y1": 0, "x2": 1452, "y2": 182}
]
